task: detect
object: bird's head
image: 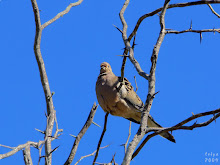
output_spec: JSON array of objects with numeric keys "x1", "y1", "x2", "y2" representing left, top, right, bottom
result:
[{"x1": 100, "y1": 62, "x2": 112, "y2": 74}]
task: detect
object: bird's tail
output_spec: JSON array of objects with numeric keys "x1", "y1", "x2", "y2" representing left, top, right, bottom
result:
[{"x1": 147, "y1": 115, "x2": 176, "y2": 143}]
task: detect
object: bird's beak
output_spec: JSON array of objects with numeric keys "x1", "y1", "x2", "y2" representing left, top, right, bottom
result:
[{"x1": 100, "y1": 65, "x2": 107, "y2": 73}]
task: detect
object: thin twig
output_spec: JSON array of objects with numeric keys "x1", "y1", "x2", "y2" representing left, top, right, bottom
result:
[
  {"x1": 110, "y1": 153, "x2": 117, "y2": 165},
  {"x1": 166, "y1": 28, "x2": 220, "y2": 34},
  {"x1": 93, "y1": 113, "x2": 109, "y2": 165},
  {"x1": 92, "y1": 121, "x2": 101, "y2": 128},
  {"x1": 35, "y1": 128, "x2": 45, "y2": 134},
  {"x1": 70, "y1": 134, "x2": 77, "y2": 138},
  {"x1": 42, "y1": 0, "x2": 84, "y2": 29},
  {"x1": 74, "y1": 145, "x2": 110, "y2": 165},
  {"x1": 37, "y1": 142, "x2": 44, "y2": 165},
  {"x1": 124, "y1": 121, "x2": 131, "y2": 154},
  {"x1": 113, "y1": 24, "x2": 123, "y2": 34},
  {"x1": 207, "y1": 4, "x2": 220, "y2": 18},
  {"x1": 134, "y1": 76, "x2": 138, "y2": 92},
  {"x1": 128, "y1": 0, "x2": 220, "y2": 42},
  {"x1": 54, "y1": 111, "x2": 63, "y2": 138},
  {"x1": 0, "y1": 144, "x2": 15, "y2": 150},
  {"x1": 64, "y1": 103, "x2": 98, "y2": 165}
]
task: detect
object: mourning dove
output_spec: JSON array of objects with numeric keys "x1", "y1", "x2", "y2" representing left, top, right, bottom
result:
[{"x1": 96, "y1": 62, "x2": 175, "y2": 143}]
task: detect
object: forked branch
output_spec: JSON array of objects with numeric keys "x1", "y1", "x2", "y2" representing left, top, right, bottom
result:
[
  {"x1": 30, "y1": 0, "x2": 85, "y2": 164},
  {"x1": 128, "y1": 0, "x2": 220, "y2": 42},
  {"x1": 118, "y1": 0, "x2": 149, "y2": 82},
  {"x1": 132, "y1": 108, "x2": 220, "y2": 159},
  {"x1": 122, "y1": 0, "x2": 170, "y2": 164}
]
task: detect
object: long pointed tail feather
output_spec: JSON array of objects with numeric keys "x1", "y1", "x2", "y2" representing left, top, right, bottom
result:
[{"x1": 148, "y1": 115, "x2": 176, "y2": 143}]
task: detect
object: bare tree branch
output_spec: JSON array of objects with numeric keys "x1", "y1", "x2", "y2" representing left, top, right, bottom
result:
[
  {"x1": 119, "y1": 0, "x2": 129, "y2": 81},
  {"x1": 37, "y1": 142, "x2": 45, "y2": 165},
  {"x1": 132, "y1": 108, "x2": 220, "y2": 159},
  {"x1": 166, "y1": 28, "x2": 220, "y2": 34},
  {"x1": 0, "y1": 144, "x2": 15, "y2": 150},
  {"x1": 93, "y1": 112, "x2": 109, "y2": 165},
  {"x1": 35, "y1": 128, "x2": 45, "y2": 134},
  {"x1": 134, "y1": 76, "x2": 138, "y2": 92},
  {"x1": 92, "y1": 121, "x2": 101, "y2": 128},
  {"x1": 74, "y1": 145, "x2": 110, "y2": 165},
  {"x1": 113, "y1": 24, "x2": 123, "y2": 34},
  {"x1": 23, "y1": 145, "x2": 33, "y2": 165},
  {"x1": 207, "y1": 4, "x2": 220, "y2": 18},
  {"x1": 64, "y1": 103, "x2": 98, "y2": 165},
  {"x1": 124, "y1": 121, "x2": 131, "y2": 154},
  {"x1": 30, "y1": 0, "x2": 85, "y2": 163},
  {"x1": 122, "y1": 1, "x2": 170, "y2": 164},
  {"x1": 128, "y1": 0, "x2": 220, "y2": 42},
  {"x1": 0, "y1": 141, "x2": 44, "y2": 159},
  {"x1": 110, "y1": 153, "x2": 118, "y2": 165},
  {"x1": 118, "y1": 0, "x2": 149, "y2": 84},
  {"x1": 0, "y1": 117, "x2": 63, "y2": 162},
  {"x1": 30, "y1": 0, "x2": 55, "y2": 164},
  {"x1": 53, "y1": 111, "x2": 63, "y2": 138},
  {"x1": 42, "y1": 0, "x2": 84, "y2": 29}
]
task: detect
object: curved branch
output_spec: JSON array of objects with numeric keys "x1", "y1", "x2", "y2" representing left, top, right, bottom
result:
[
  {"x1": 42, "y1": 0, "x2": 84, "y2": 29},
  {"x1": 31, "y1": 0, "x2": 56, "y2": 164},
  {"x1": 0, "y1": 141, "x2": 43, "y2": 159},
  {"x1": 207, "y1": 4, "x2": 220, "y2": 18},
  {"x1": 119, "y1": 0, "x2": 129, "y2": 81},
  {"x1": 119, "y1": 0, "x2": 149, "y2": 81},
  {"x1": 119, "y1": 0, "x2": 129, "y2": 41},
  {"x1": 132, "y1": 108, "x2": 220, "y2": 159},
  {"x1": 128, "y1": 0, "x2": 220, "y2": 42}
]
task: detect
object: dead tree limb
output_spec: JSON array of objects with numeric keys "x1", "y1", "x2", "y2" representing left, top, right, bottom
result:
[
  {"x1": 119, "y1": 0, "x2": 129, "y2": 81},
  {"x1": 166, "y1": 28, "x2": 220, "y2": 34},
  {"x1": 128, "y1": 0, "x2": 220, "y2": 42},
  {"x1": 0, "y1": 141, "x2": 44, "y2": 159},
  {"x1": 132, "y1": 108, "x2": 220, "y2": 159},
  {"x1": 118, "y1": 0, "x2": 149, "y2": 84},
  {"x1": 122, "y1": 0, "x2": 170, "y2": 164},
  {"x1": 23, "y1": 145, "x2": 33, "y2": 165},
  {"x1": 30, "y1": 0, "x2": 56, "y2": 163},
  {"x1": 64, "y1": 103, "x2": 98, "y2": 165},
  {"x1": 30, "y1": 0, "x2": 85, "y2": 164}
]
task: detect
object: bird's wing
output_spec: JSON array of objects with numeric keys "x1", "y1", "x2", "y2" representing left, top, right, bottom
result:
[{"x1": 118, "y1": 77, "x2": 144, "y2": 112}]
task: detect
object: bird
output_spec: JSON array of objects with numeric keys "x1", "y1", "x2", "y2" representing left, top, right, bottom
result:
[{"x1": 95, "y1": 62, "x2": 175, "y2": 143}]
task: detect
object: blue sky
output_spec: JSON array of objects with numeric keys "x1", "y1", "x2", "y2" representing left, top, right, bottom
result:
[{"x1": 0, "y1": 0, "x2": 220, "y2": 164}]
